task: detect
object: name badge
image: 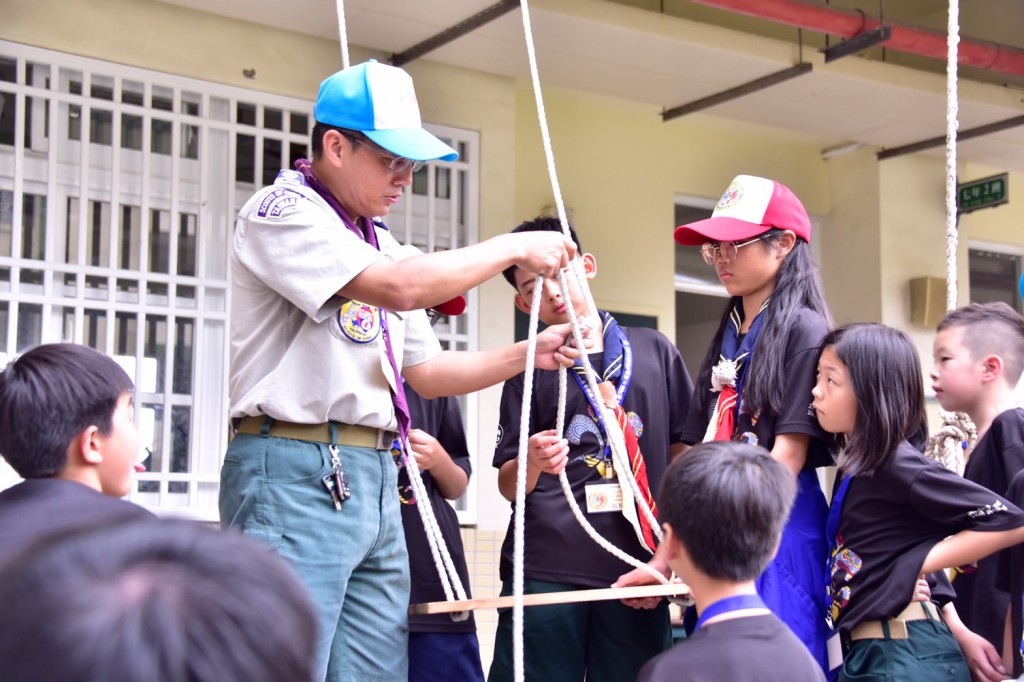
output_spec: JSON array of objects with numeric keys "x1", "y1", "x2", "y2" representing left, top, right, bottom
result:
[
  {"x1": 585, "y1": 483, "x2": 623, "y2": 513},
  {"x1": 337, "y1": 300, "x2": 381, "y2": 343}
]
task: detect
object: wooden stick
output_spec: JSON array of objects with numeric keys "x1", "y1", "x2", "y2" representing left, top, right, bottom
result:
[{"x1": 409, "y1": 582, "x2": 690, "y2": 615}]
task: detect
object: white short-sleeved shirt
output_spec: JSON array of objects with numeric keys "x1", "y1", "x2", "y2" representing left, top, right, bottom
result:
[{"x1": 228, "y1": 169, "x2": 441, "y2": 430}]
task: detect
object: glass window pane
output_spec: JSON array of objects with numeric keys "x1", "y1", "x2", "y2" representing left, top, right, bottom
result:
[
  {"x1": 235, "y1": 133, "x2": 254, "y2": 184},
  {"x1": 0, "y1": 301, "x2": 8, "y2": 356},
  {"x1": 290, "y1": 111, "x2": 308, "y2": 135},
  {"x1": 115, "y1": 311, "x2": 138, "y2": 357},
  {"x1": 151, "y1": 86, "x2": 173, "y2": 112},
  {"x1": 144, "y1": 314, "x2": 167, "y2": 393},
  {"x1": 436, "y1": 167, "x2": 451, "y2": 200},
  {"x1": 0, "y1": 190, "x2": 12, "y2": 257},
  {"x1": 85, "y1": 275, "x2": 109, "y2": 301},
  {"x1": 177, "y1": 212, "x2": 196, "y2": 277},
  {"x1": 16, "y1": 303, "x2": 42, "y2": 352},
  {"x1": 139, "y1": 403, "x2": 163, "y2": 490},
  {"x1": 151, "y1": 118, "x2": 172, "y2": 155},
  {"x1": 170, "y1": 405, "x2": 191, "y2": 493},
  {"x1": 0, "y1": 57, "x2": 15, "y2": 83},
  {"x1": 86, "y1": 200, "x2": 110, "y2": 267},
  {"x1": 173, "y1": 318, "x2": 193, "y2": 394},
  {"x1": 237, "y1": 102, "x2": 256, "y2": 126},
  {"x1": 289, "y1": 142, "x2": 307, "y2": 169},
  {"x1": 82, "y1": 309, "x2": 107, "y2": 349},
  {"x1": 0, "y1": 90, "x2": 14, "y2": 146},
  {"x1": 262, "y1": 138, "x2": 281, "y2": 186},
  {"x1": 122, "y1": 80, "x2": 144, "y2": 106},
  {"x1": 181, "y1": 122, "x2": 199, "y2": 159},
  {"x1": 22, "y1": 193, "x2": 46, "y2": 260},
  {"x1": 149, "y1": 209, "x2": 170, "y2": 273},
  {"x1": 118, "y1": 204, "x2": 141, "y2": 270},
  {"x1": 122, "y1": 113, "x2": 142, "y2": 150},
  {"x1": 263, "y1": 107, "x2": 282, "y2": 130}
]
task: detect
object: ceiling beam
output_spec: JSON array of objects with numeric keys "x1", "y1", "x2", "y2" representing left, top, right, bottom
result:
[
  {"x1": 662, "y1": 63, "x2": 812, "y2": 121},
  {"x1": 877, "y1": 115, "x2": 1024, "y2": 160},
  {"x1": 390, "y1": 0, "x2": 520, "y2": 68}
]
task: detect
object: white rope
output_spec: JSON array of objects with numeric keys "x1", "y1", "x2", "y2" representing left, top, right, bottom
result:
[
  {"x1": 401, "y1": 434, "x2": 470, "y2": 620},
  {"x1": 944, "y1": 0, "x2": 959, "y2": 311},
  {"x1": 518, "y1": 0, "x2": 659, "y2": 545},
  {"x1": 335, "y1": 0, "x2": 350, "y2": 70},
  {"x1": 513, "y1": 274, "x2": 545, "y2": 682},
  {"x1": 927, "y1": 0, "x2": 977, "y2": 474}
]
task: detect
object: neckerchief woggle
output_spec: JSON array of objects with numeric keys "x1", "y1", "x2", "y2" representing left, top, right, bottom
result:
[
  {"x1": 571, "y1": 311, "x2": 658, "y2": 553},
  {"x1": 703, "y1": 299, "x2": 769, "y2": 443},
  {"x1": 293, "y1": 158, "x2": 411, "y2": 444},
  {"x1": 693, "y1": 593, "x2": 768, "y2": 633}
]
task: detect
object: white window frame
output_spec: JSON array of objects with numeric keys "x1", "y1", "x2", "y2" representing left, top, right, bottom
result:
[{"x1": 0, "y1": 41, "x2": 481, "y2": 523}]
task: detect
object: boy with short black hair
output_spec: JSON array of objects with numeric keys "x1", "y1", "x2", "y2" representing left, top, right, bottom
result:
[
  {"x1": 931, "y1": 302, "x2": 1024, "y2": 675},
  {"x1": 0, "y1": 343, "x2": 152, "y2": 563},
  {"x1": 637, "y1": 441, "x2": 824, "y2": 682},
  {"x1": 489, "y1": 216, "x2": 693, "y2": 682}
]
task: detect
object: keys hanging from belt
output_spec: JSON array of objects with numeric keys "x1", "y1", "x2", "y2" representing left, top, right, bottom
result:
[{"x1": 322, "y1": 444, "x2": 352, "y2": 510}]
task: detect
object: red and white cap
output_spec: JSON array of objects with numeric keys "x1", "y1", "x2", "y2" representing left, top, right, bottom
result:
[
  {"x1": 430, "y1": 295, "x2": 467, "y2": 317},
  {"x1": 674, "y1": 175, "x2": 812, "y2": 245}
]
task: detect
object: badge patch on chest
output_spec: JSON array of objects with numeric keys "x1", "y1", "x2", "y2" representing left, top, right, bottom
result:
[{"x1": 337, "y1": 301, "x2": 381, "y2": 343}]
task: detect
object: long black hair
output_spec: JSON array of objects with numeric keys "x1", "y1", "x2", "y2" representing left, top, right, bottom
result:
[
  {"x1": 820, "y1": 323, "x2": 929, "y2": 476},
  {"x1": 693, "y1": 230, "x2": 832, "y2": 423}
]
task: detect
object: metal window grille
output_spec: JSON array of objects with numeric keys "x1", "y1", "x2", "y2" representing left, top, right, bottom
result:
[{"x1": 0, "y1": 42, "x2": 480, "y2": 522}]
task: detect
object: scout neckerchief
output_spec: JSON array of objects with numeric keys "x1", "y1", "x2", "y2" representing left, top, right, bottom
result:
[
  {"x1": 693, "y1": 593, "x2": 768, "y2": 633},
  {"x1": 702, "y1": 299, "x2": 770, "y2": 443},
  {"x1": 294, "y1": 158, "x2": 410, "y2": 443},
  {"x1": 571, "y1": 311, "x2": 658, "y2": 553}
]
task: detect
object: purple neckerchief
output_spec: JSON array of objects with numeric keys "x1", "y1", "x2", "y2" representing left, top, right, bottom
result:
[{"x1": 294, "y1": 158, "x2": 411, "y2": 443}]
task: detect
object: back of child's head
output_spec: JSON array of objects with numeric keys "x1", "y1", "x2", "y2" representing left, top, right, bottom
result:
[
  {"x1": 659, "y1": 441, "x2": 796, "y2": 582},
  {"x1": 937, "y1": 302, "x2": 1024, "y2": 386},
  {"x1": 0, "y1": 343, "x2": 133, "y2": 478},
  {"x1": 501, "y1": 215, "x2": 583, "y2": 288},
  {"x1": 820, "y1": 323, "x2": 928, "y2": 476},
  {"x1": 0, "y1": 518, "x2": 317, "y2": 682}
]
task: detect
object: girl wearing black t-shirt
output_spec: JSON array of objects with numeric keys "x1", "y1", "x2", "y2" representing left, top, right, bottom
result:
[{"x1": 812, "y1": 323, "x2": 1024, "y2": 682}]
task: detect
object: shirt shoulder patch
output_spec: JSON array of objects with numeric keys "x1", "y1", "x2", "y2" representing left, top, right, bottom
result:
[{"x1": 256, "y1": 188, "x2": 303, "y2": 220}]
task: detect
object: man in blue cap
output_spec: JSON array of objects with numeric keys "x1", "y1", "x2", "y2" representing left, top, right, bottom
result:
[{"x1": 220, "y1": 60, "x2": 580, "y2": 681}]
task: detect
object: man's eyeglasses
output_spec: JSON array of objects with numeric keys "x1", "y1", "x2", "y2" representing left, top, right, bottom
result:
[
  {"x1": 339, "y1": 131, "x2": 426, "y2": 174},
  {"x1": 699, "y1": 233, "x2": 772, "y2": 265}
]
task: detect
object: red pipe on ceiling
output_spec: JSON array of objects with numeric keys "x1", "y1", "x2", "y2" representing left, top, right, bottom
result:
[{"x1": 688, "y1": 0, "x2": 1024, "y2": 78}]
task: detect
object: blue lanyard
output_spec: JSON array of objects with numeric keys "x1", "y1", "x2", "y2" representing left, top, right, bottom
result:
[
  {"x1": 693, "y1": 594, "x2": 767, "y2": 633},
  {"x1": 571, "y1": 318, "x2": 633, "y2": 452},
  {"x1": 826, "y1": 475, "x2": 852, "y2": 555}
]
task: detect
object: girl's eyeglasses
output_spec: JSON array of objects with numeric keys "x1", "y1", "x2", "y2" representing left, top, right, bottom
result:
[
  {"x1": 699, "y1": 233, "x2": 772, "y2": 265},
  {"x1": 339, "y1": 131, "x2": 426, "y2": 174}
]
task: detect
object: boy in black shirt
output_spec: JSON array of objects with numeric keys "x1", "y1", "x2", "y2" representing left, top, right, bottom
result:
[
  {"x1": 0, "y1": 343, "x2": 153, "y2": 564},
  {"x1": 931, "y1": 302, "x2": 1024, "y2": 678},
  {"x1": 637, "y1": 441, "x2": 824, "y2": 682},
  {"x1": 489, "y1": 217, "x2": 693, "y2": 682}
]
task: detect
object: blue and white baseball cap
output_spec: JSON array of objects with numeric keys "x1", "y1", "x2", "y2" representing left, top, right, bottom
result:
[{"x1": 314, "y1": 60, "x2": 458, "y2": 163}]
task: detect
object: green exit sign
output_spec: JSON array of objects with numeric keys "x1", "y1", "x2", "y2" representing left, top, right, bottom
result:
[{"x1": 958, "y1": 173, "x2": 1008, "y2": 213}]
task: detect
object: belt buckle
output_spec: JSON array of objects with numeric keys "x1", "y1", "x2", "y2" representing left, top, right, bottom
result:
[{"x1": 377, "y1": 430, "x2": 398, "y2": 451}]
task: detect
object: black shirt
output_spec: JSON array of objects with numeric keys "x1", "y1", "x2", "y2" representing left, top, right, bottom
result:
[
  {"x1": 401, "y1": 386, "x2": 476, "y2": 633},
  {"x1": 681, "y1": 307, "x2": 832, "y2": 469},
  {"x1": 636, "y1": 613, "x2": 826, "y2": 682},
  {"x1": 954, "y1": 407, "x2": 1024, "y2": 650},
  {"x1": 493, "y1": 325, "x2": 692, "y2": 587},
  {"x1": 829, "y1": 440, "x2": 1024, "y2": 632},
  {"x1": 997, "y1": 469, "x2": 1024, "y2": 677},
  {"x1": 0, "y1": 478, "x2": 154, "y2": 567}
]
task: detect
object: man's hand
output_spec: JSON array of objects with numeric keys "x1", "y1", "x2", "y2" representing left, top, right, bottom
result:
[
  {"x1": 534, "y1": 317, "x2": 591, "y2": 369},
  {"x1": 511, "y1": 232, "x2": 576, "y2": 278},
  {"x1": 527, "y1": 430, "x2": 569, "y2": 476},
  {"x1": 407, "y1": 429, "x2": 444, "y2": 471}
]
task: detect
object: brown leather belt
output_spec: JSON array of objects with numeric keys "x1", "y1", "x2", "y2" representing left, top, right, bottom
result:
[
  {"x1": 234, "y1": 416, "x2": 396, "y2": 450},
  {"x1": 849, "y1": 600, "x2": 941, "y2": 642}
]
